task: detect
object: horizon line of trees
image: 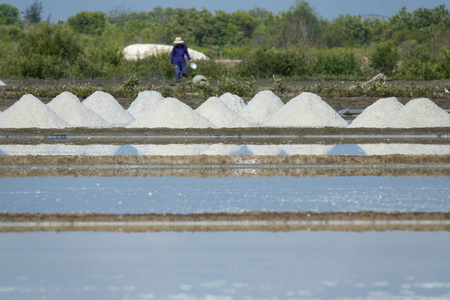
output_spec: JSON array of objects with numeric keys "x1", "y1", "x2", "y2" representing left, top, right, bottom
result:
[{"x1": 0, "y1": 0, "x2": 449, "y2": 80}]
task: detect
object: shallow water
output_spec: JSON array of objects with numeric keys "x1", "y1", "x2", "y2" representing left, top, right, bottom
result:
[
  {"x1": 0, "y1": 143, "x2": 449, "y2": 156},
  {"x1": 1, "y1": 176, "x2": 449, "y2": 213},
  {"x1": 0, "y1": 231, "x2": 449, "y2": 300}
]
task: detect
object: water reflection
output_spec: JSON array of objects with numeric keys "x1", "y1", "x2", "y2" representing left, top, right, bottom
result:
[
  {"x1": 1, "y1": 176, "x2": 448, "y2": 214},
  {"x1": 0, "y1": 143, "x2": 449, "y2": 156},
  {"x1": 0, "y1": 231, "x2": 449, "y2": 300}
]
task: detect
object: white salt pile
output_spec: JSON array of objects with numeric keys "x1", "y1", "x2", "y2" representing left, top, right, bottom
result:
[
  {"x1": 132, "y1": 144, "x2": 211, "y2": 155},
  {"x1": 127, "y1": 97, "x2": 216, "y2": 128},
  {"x1": 219, "y1": 92, "x2": 246, "y2": 114},
  {"x1": 240, "y1": 91, "x2": 284, "y2": 125},
  {"x1": 82, "y1": 91, "x2": 135, "y2": 127},
  {"x1": 196, "y1": 97, "x2": 251, "y2": 128},
  {"x1": 0, "y1": 94, "x2": 70, "y2": 128},
  {"x1": 265, "y1": 92, "x2": 348, "y2": 128},
  {"x1": 359, "y1": 144, "x2": 450, "y2": 155},
  {"x1": 382, "y1": 98, "x2": 450, "y2": 128},
  {"x1": 47, "y1": 92, "x2": 111, "y2": 128},
  {"x1": 281, "y1": 144, "x2": 335, "y2": 155},
  {"x1": 349, "y1": 97, "x2": 404, "y2": 128},
  {"x1": 127, "y1": 91, "x2": 164, "y2": 120}
]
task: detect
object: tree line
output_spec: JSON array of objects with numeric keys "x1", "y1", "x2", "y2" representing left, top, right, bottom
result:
[{"x1": 0, "y1": 0, "x2": 449, "y2": 80}]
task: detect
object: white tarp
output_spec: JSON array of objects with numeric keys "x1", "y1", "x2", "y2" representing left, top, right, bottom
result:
[
  {"x1": 123, "y1": 44, "x2": 208, "y2": 61},
  {"x1": 0, "y1": 79, "x2": 6, "y2": 86}
]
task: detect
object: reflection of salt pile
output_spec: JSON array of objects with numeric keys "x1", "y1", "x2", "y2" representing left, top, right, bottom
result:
[
  {"x1": 219, "y1": 92, "x2": 246, "y2": 114},
  {"x1": 349, "y1": 97, "x2": 404, "y2": 128},
  {"x1": 359, "y1": 144, "x2": 450, "y2": 155},
  {"x1": 240, "y1": 91, "x2": 284, "y2": 125},
  {"x1": 82, "y1": 91, "x2": 134, "y2": 127},
  {"x1": 0, "y1": 94, "x2": 69, "y2": 128},
  {"x1": 196, "y1": 97, "x2": 251, "y2": 128},
  {"x1": 382, "y1": 98, "x2": 450, "y2": 128},
  {"x1": 127, "y1": 91, "x2": 164, "y2": 120},
  {"x1": 127, "y1": 98, "x2": 216, "y2": 128},
  {"x1": 47, "y1": 92, "x2": 110, "y2": 128},
  {"x1": 266, "y1": 92, "x2": 348, "y2": 128}
]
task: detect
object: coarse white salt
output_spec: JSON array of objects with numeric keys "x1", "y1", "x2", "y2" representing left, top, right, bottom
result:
[
  {"x1": 127, "y1": 91, "x2": 164, "y2": 120},
  {"x1": 349, "y1": 97, "x2": 404, "y2": 128},
  {"x1": 281, "y1": 144, "x2": 335, "y2": 155},
  {"x1": 132, "y1": 144, "x2": 211, "y2": 155},
  {"x1": 196, "y1": 97, "x2": 251, "y2": 128},
  {"x1": 47, "y1": 92, "x2": 111, "y2": 128},
  {"x1": 219, "y1": 92, "x2": 246, "y2": 114},
  {"x1": 0, "y1": 94, "x2": 70, "y2": 128},
  {"x1": 240, "y1": 90, "x2": 284, "y2": 125},
  {"x1": 127, "y1": 97, "x2": 216, "y2": 128},
  {"x1": 382, "y1": 98, "x2": 450, "y2": 128},
  {"x1": 82, "y1": 91, "x2": 135, "y2": 127},
  {"x1": 359, "y1": 144, "x2": 450, "y2": 155},
  {"x1": 265, "y1": 92, "x2": 348, "y2": 128}
]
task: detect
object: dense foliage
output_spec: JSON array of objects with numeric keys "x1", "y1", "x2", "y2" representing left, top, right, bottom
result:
[{"x1": 0, "y1": 1, "x2": 449, "y2": 80}]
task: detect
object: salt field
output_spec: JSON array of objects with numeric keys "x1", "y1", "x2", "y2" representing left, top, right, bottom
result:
[
  {"x1": 1, "y1": 176, "x2": 449, "y2": 214},
  {"x1": 1, "y1": 231, "x2": 449, "y2": 300},
  {"x1": 1, "y1": 89, "x2": 449, "y2": 300}
]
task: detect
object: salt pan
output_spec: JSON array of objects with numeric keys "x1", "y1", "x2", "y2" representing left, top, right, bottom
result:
[
  {"x1": 382, "y1": 98, "x2": 450, "y2": 128},
  {"x1": 82, "y1": 91, "x2": 135, "y2": 127},
  {"x1": 240, "y1": 91, "x2": 284, "y2": 125},
  {"x1": 196, "y1": 97, "x2": 251, "y2": 128},
  {"x1": 127, "y1": 97, "x2": 216, "y2": 128},
  {"x1": 349, "y1": 97, "x2": 404, "y2": 128},
  {"x1": 0, "y1": 94, "x2": 70, "y2": 128},
  {"x1": 47, "y1": 92, "x2": 110, "y2": 128},
  {"x1": 219, "y1": 93, "x2": 246, "y2": 114},
  {"x1": 265, "y1": 92, "x2": 348, "y2": 128},
  {"x1": 127, "y1": 91, "x2": 164, "y2": 120}
]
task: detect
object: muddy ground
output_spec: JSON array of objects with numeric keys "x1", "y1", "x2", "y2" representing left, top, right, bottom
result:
[{"x1": 1, "y1": 211, "x2": 448, "y2": 233}]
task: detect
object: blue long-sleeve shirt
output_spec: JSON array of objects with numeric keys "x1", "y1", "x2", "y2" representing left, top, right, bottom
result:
[{"x1": 170, "y1": 44, "x2": 191, "y2": 65}]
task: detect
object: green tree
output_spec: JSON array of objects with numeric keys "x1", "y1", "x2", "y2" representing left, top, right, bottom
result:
[
  {"x1": 24, "y1": 0, "x2": 43, "y2": 24},
  {"x1": 67, "y1": 11, "x2": 107, "y2": 35},
  {"x1": 0, "y1": 4, "x2": 20, "y2": 25}
]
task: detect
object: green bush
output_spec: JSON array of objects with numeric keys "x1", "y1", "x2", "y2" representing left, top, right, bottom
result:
[
  {"x1": 314, "y1": 47, "x2": 359, "y2": 76},
  {"x1": 369, "y1": 41, "x2": 399, "y2": 75},
  {"x1": 399, "y1": 43, "x2": 442, "y2": 80}
]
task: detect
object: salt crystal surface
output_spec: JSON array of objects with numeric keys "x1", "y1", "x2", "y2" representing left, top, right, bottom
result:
[
  {"x1": 219, "y1": 92, "x2": 246, "y2": 114},
  {"x1": 132, "y1": 144, "x2": 210, "y2": 155},
  {"x1": 359, "y1": 144, "x2": 450, "y2": 155},
  {"x1": 196, "y1": 97, "x2": 251, "y2": 128},
  {"x1": 0, "y1": 94, "x2": 70, "y2": 128},
  {"x1": 240, "y1": 91, "x2": 284, "y2": 125},
  {"x1": 265, "y1": 92, "x2": 348, "y2": 128},
  {"x1": 382, "y1": 98, "x2": 450, "y2": 128},
  {"x1": 127, "y1": 91, "x2": 164, "y2": 120},
  {"x1": 47, "y1": 92, "x2": 111, "y2": 128},
  {"x1": 349, "y1": 97, "x2": 404, "y2": 128},
  {"x1": 82, "y1": 91, "x2": 134, "y2": 127},
  {"x1": 281, "y1": 144, "x2": 335, "y2": 155},
  {"x1": 127, "y1": 97, "x2": 216, "y2": 128}
]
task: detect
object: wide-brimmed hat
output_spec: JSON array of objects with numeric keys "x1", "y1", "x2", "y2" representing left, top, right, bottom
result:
[{"x1": 173, "y1": 37, "x2": 184, "y2": 44}]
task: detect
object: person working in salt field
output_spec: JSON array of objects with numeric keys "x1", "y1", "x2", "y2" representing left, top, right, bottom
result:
[{"x1": 170, "y1": 37, "x2": 193, "y2": 83}]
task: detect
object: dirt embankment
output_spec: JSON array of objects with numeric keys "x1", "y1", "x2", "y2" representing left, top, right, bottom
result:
[{"x1": 1, "y1": 212, "x2": 448, "y2": 233}]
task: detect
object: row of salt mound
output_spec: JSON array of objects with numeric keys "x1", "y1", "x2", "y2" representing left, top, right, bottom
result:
[
  {"x1": 265, "y1": 92, "x2": 348, "y2": 128},
  {"x1": 382, "y1": 98, "x2": 450, "y2": 128},
  {"x1": 196, "y1": 97, "x2": 251, "y2": 128},
  {"x1": 127, "y1": 97, "x2": 216, "y2": 128},
  {"x1": 83, "y1": 91, "x2": 135, "y2": 127},
  {"x1": 240, "y1": 91, "x2": 284, "y2": 125},
  {"x1": 350, "y1": 97, "x2": 450, "y2": 128},
  {"x1": 47, "y1": 92, "x2": 111, "y2": 128},
  {"x1": 127, "y1": 91, "x2": 164, "y2": 120},
  {"x1": 0, "y1": 94, "x2": 70, "y2": 128},
  {"x1": 349, "y1": 97, "x2": 404, "y2": 128}
]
